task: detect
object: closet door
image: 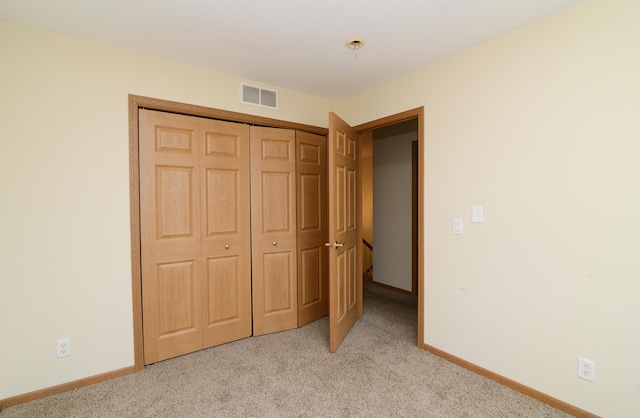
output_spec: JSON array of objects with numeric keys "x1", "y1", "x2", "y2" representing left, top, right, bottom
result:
[
  {"x1": 200, "y1": 119, "x2": 252, "y2": 348},
  {"x1": 140, "y1": 110, "x2": 203, "y2": 364},
  {"x1": 296, "y1": 131, "x2": 328, "y2": 326},
  {"x1": 251, "y1": 126, "x2": 298, "y2": 335},
  {"x1": 140, "y1": 110, "x2": 251, "y2": 364}
]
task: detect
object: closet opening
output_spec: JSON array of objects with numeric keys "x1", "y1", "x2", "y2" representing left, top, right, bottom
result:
[
  {"x1": 129, "y1": 95, "x2": 425, "y2": 368},
  {"x1": 129, "y1": 95, "x2": 329, "y2": 369}
]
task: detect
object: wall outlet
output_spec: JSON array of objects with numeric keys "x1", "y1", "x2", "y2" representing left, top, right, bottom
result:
[
  {"x1": 577, "y1": 357, "x2": 595, "y2": 382},
  {"x1": 56, "y1": 339, "x2": 71, "y2": 358}
]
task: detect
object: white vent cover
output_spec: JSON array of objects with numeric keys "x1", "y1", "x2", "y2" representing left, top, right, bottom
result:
[{"x1": 241, "y1": 83, "x2": 278, "y2": 109}]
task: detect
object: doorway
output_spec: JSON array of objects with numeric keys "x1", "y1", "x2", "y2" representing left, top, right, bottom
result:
[
  {"x1": 355, "y1": 118, "x2": 420, "y2": 347},
  {"x1": 370, "y1": 119, "x2": 418, "y2": 295},
  {"x1": 354, "y1": 108, "x2": 424, "y2": 348}
]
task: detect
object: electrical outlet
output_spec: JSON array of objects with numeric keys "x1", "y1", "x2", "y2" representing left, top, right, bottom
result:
[
  {"x1": 56, "y1": 339, "x2": 71, "y2": 358},
  {"x1": 577, "y1": 357, "x2": 595, "y2": 382}
]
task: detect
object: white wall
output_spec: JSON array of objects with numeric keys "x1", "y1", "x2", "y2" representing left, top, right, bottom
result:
[
  {"x1": 342, "y1": 0, "x2": 640, "y2": 416},
  {"x1": 372, "y1": 123, "x2": 416, "y2": 291},
  {"x1": 0, "y1": 20, "x2": 339, "y2": 400}
]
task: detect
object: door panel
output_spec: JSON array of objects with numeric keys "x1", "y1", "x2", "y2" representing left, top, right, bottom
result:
[
  {"x1": 156, "y1": 167, "x2": 194, "y2": 237},
  {"x1": 140, "y1": 110, "x2": 203, "y2": 364},
  {"x1": 263, "y1": 252, "x2": 295, "y2": 312},
  {"x1": 205, "y1": 256, "x2": 239, "y2": 322},
  {"x1": 300, "y1": 174, "x2": 320, "y2": 230},
  {"x1": 140, "y1": 110, "x2": 251, "y2": 364},
  {"x1": 300, "y1": 247, "x2": 321, "y2": 304},
  {"x1": 296, "y1": 131, "x2": 328, "y2": 326},
  {"x1": 262, "y1": 172, "x2": 292, "y2": 231},
  {"x1": 157, "y1": 260, "x2": 198, "y2": 333},
  {"x1": 251, "y1": 126, "x2": 298, "y2": 336},
  {"x1": 205, "y1": 169, "x2": 238, "y2": 234},
  {"x1": 328, "y1": 112, "x2": 362, "y2": 352},
  {"x1": 200, "y1": 118, "x2": 252, "y2": 348}
]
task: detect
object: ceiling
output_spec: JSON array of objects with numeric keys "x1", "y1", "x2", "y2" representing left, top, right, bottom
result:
[{"x1": 0, "y1": 0, "x2": 582, "y2": 100}]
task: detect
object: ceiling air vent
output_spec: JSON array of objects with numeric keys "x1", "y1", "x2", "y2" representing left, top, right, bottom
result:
[{"x1": 241, "y1": 83, "x2": 279, "y2": 109}]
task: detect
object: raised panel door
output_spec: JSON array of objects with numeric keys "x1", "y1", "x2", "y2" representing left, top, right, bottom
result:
[
  {"x1": 140, "y1": 110, "x2": 252, "y2": 364},
  {"x1": 200, "y1": 119, "x2": 252, "y2": 348},
  {"x1": 140, "y1": 110, "x2": 203, "y2": 364},
  {"x1": 328, "y1": 112, "x2": 362, "y2": 353},
  {"x1": 250, "y1": 126, "x2": 298, "y2": 336},
  {"x1": 296, "y1": 131, "x2": 328, "y2": 327}
]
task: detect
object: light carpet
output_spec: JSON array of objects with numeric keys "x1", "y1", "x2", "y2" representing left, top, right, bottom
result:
[{"x1": 1, "y1": 282, "x2": 571, "y2": 417}]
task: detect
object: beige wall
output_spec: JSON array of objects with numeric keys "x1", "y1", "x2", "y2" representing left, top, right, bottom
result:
[
  {"x1": 343, "y1": 0, "x2": 639, "y2": 416},
  {"x1": 2, "y1": 0, "x2": 639, "y2": 415},
  {"x1": 0, "y1": 20, "x2": 339, "y2": 399}
]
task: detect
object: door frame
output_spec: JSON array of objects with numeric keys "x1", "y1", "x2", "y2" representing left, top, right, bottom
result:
[
  {"x1": 353, "y1": 107, "x2": 425, "y2": 349},
  {"x1": 128, "y1": 95, "x2": 328, "y2": 370},
  {"x1": 129, "y1": 95, "x2": 426, "y2": 368}
]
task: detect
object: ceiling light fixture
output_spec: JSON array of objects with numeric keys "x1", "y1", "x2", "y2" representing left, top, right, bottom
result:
[{"x1": 345, "y1": 38, "x2": 365, "y2": 58}]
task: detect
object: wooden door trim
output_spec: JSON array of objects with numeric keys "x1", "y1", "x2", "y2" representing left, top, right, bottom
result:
[
  {"x1": 129, "y1": 95, "x2": 328, "y2": 370},
  {"x1": 412, "y1": 140, "x2": 419, "y2": 297},
  {"x1": 130, "y1": 95, "x2": 328, "y2": 135},
  {"x1": 353, "y1": 107, "x2": 425, "y2": 349},
  {"x1": 353, "y1": 108, "x2": 421, "y2": 132}
]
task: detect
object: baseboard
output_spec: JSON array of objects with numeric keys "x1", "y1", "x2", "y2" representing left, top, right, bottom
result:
[
  {"x1": 0, "y1": 366, "x2": 135, "y2": 411},
  {"x1": 369, "y1": 279, "x2": 415, "y2": 296},
  {"x1": 422, "y1": 344, "x2": 599, "y2": 418}
]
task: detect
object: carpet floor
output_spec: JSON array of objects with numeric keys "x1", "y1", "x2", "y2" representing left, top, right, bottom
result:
[{"x1": 1, "y1": 281, "x2": 571, "y2": 417}]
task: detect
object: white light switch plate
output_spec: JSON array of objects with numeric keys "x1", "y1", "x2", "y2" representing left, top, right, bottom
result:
[
  {"x1": 453, "y1": 219, "x2": 463, "y2": 235},
  {"x1": 472, "y1": 206, "x2": 483, "y2": 223}
]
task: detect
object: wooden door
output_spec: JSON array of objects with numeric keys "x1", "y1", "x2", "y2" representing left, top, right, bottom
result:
[
  {"x1": 140, "y1": 110, "x2": 251, "y2": 364},
  {"x1": 296, "y1": 131, "x2": 328, "y2": 327},
  {"x1": 328, "y1": 112, "x2": 362, "y2": 352},
  {"x1": 250, "y1": 126, "x2": 298, "y2": 336},
  {"x1": 140, "y1": 110, "x2": 203, "y2": 364},
  {"x1": 200, "y1": 118, "x2": 252, "y2": 347}
]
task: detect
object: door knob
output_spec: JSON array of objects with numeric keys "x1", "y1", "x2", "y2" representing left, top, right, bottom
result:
[
  {"x1": 225, "y1": 245, "x2": 230, "y2": 249},
  {"x1": 273, "y1": 241, "x2": 277, "y2": 246},
  {"x1": 324, "y1": 241, "x2": 346, "y2": 249}
]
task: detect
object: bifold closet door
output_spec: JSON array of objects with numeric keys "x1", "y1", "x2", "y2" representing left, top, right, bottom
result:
[
  {"x1": 140, "y1": 110, "x2": 251, "y2": 364},
  {"x1": 200, "y1": 118, "x2": 252, "y2": 348},
  {"x1": 296, "y1": 131, "x2": 328, "y2": 327},
  {"x1": 251, "y1": 126, "x2": 298, "y2": 336}
]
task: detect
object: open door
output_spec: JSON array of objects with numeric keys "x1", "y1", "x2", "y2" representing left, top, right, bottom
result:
[{"x1": 327, "y1": 112, "x2": 362, "y2": 352}]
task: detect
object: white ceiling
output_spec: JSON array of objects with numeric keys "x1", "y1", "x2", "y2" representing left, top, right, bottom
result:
[{"x1": 1, "y1": 0, "x2": 581, "y2": 100}]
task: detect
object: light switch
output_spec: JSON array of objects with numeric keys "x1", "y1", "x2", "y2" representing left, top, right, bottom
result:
[
  {"x1": 453, "y1": 219, "x2": 463, "y2": 235},
  {"x1": 472, "y1": 206, "x2": 483, "y2": 223}
]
